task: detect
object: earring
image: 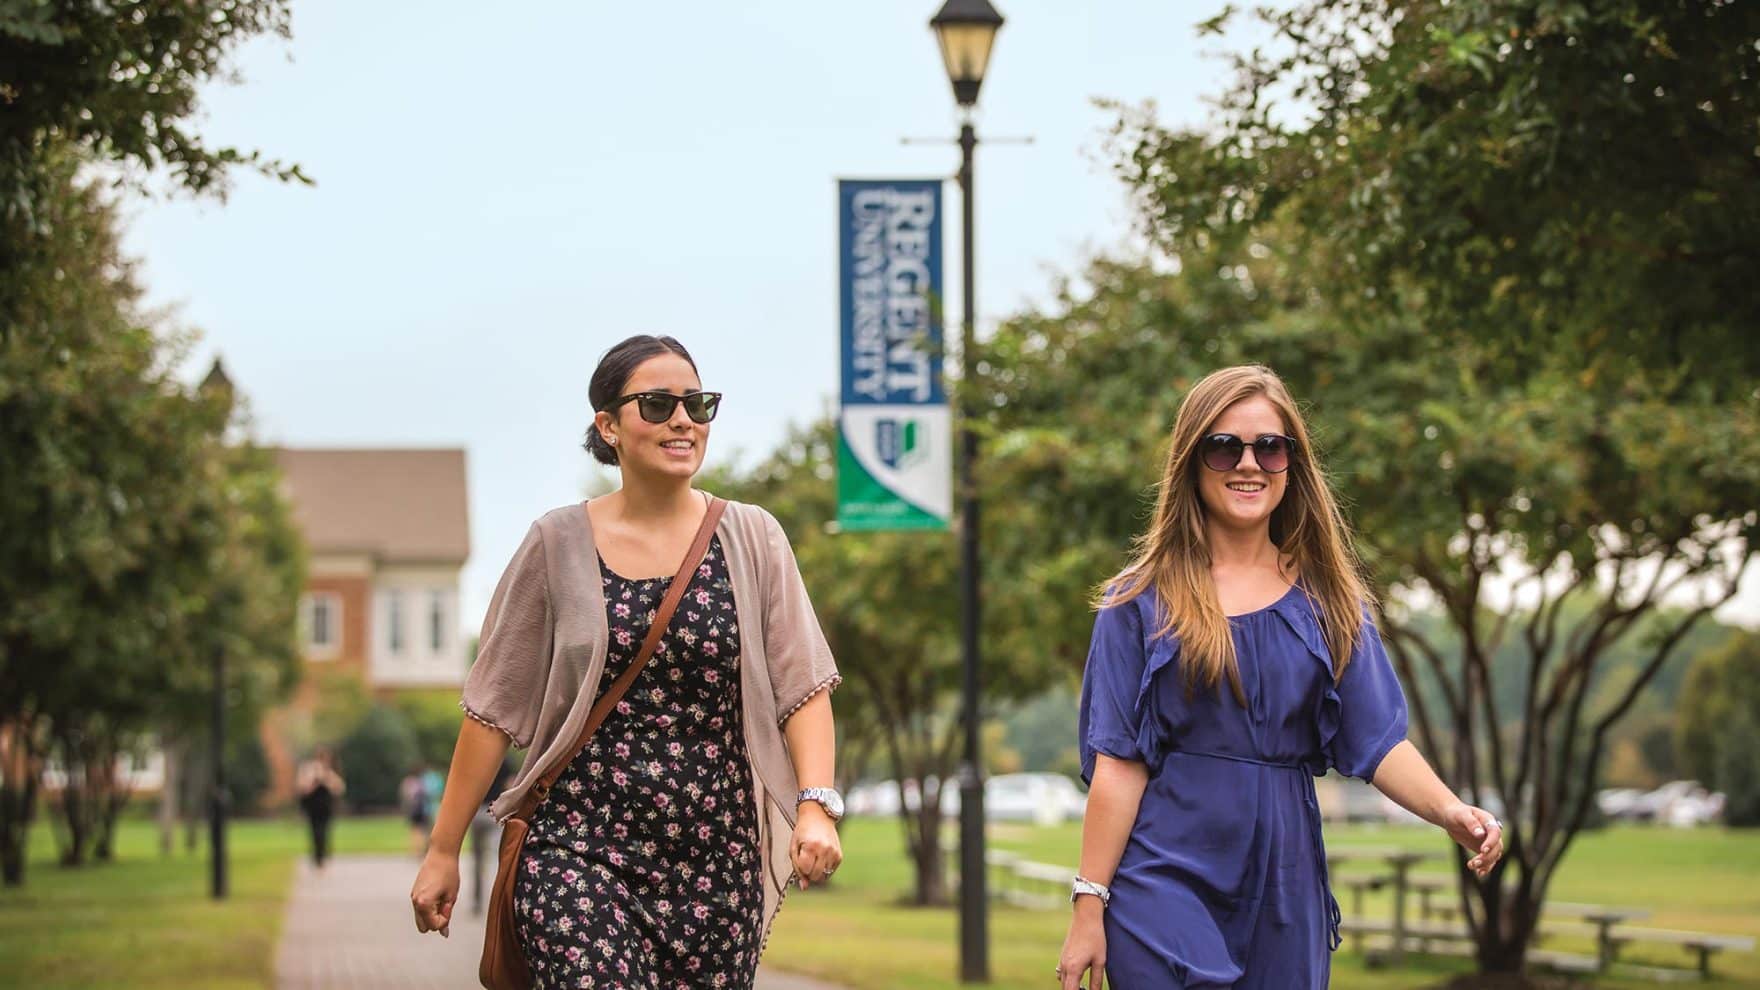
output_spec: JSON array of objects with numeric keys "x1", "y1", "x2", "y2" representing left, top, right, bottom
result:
[{"x1": 606, "y1": 435, "x2": 617, "y2": 446}]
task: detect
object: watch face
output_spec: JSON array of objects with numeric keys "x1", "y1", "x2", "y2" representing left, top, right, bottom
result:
[{"x1": 803, "y1": 788, "x2": 844, "y2": 819}]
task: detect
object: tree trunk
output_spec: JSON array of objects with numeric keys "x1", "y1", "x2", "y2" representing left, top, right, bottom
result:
[
  {"x1": 910, "y1": 780, "x2": 948, "y2": 906},
  {"x1": 93, "y1": 732, "x2": 126, "y2": 862},
  {"x1": 57, "y1": 788, "x2": 87, "y2": 866},
  {"x1": 158, "y1": 742, "x2": 179, "y2": 857},
  {"x1": 1473, "y1": 920, "x2": 1531, "y2": 974},
  {"x1": 0, "y1": 782, "x2": 28, "y2": 885},
  {"x1": 181, "y1": 742, "x2": 204, "y2": 853},
  {"x1": 1469, "y1": 858, "x2": 1541, "y2": 973},
  {"x1": 0, "y1": 717, "x2": 40, "y2": 886},
  {"x1": 53, "y1": 725, "x2": 99, "y2": 867}
]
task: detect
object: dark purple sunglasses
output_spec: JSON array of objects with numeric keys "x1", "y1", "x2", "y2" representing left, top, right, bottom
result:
[{"x1": 1198, "y1": 433, "x2": 1296, "y2": 473}]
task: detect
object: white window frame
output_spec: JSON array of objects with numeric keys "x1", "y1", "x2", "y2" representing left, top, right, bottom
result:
[{"x1": 429, "y1": 590, "x2": 447, "y2": 655}]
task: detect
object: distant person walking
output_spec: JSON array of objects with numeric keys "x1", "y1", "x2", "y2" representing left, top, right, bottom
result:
[
  {"x1": 400, "y1": 766, "x2": 431, "y2": 856},
  {"x1": 1058, "y1": 365, "x2": 1506, "y2": 989},
  {"x1": 295, "y1": 748, "x2": 345, "y2": 869},
  {"x1": 409, "y1": 335, "x2": 844, "y2": 989},
  {"x1": 420, "y1": 763, "x2": 444, "y2": 823},
  {"x1": 468, "y1": 760, "x2": 513, "y2": 915}
]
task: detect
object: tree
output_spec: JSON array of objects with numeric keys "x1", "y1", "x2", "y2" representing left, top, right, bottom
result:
[
  {"x1": 2, "y1": 1, "x2": 310, "y2": 869},
  {"x1": 714, "y1": 419, "x2": 1064, "y2": 905},
  {"x1": 1, "y1": 0, "x2": 305, "y2": 327},
  {"x1": 1095, "y1": 2, "x2": 1760, "y2": 973},
  {"x1": 1108, "y1": 1, "x2": 1760, "y2": 399},
  {"x1": 1677, "y1": 632, "x2": 1760, "y2": 825},
  {"x1": 0, "y1": 154, "x2": 302, "y2": 880},
  {"x1": 0, "y1": 150, "x2": 170, "y2": 878},
  {"x1": 337, "y1": 705, "x2": 419, "y2": 812}
]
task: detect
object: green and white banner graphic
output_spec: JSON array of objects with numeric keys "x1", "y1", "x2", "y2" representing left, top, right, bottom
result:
[{"x1": 837, "y1": 180, "x2": 950, "y2": 531}]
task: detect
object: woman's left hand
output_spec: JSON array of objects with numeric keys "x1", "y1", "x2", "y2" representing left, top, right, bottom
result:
[
  {"x1": 790, "y1": 804, "x2": 843, "y2": 890},
  {"x1": 1439, "y1": 801, "x2": 1505, "y2": 878}
]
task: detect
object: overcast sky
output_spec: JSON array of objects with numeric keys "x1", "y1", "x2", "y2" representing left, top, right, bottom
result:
[{"x1": 128, "y1": 0, "x2": 1758, "y2": 634}]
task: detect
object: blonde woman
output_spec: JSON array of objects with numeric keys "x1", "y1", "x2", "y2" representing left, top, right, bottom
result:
[{"x1": 1058, "y1": 366, "x2": 1504, "y2": 989}]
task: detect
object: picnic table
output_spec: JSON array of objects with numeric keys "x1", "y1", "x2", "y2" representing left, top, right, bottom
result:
[
  {"x1": 974, "y1": 841, "x2": 1753, "y2": 981},
  {"x1": 1327, "y1": 846, "x2": 1445, "y2": 963},
  {"x1": 1546, "y1": 902, "x2": 1653, "y2": 971},
  {"x1": 1607, "y1": 928, "x2": 1757, "y2": 980}
]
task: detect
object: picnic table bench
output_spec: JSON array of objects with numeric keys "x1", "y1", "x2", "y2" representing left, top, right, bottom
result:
[
  {"x1": 1607, "y1": 928, "x2": 1757, "y2": 980},
  {"x1": 973, "y1": 843, "x2": 1752, "y2": 980},
  {"x1": 1547, "y1": 903, "x2": 1653, "y2": 971},
  {"x1": 1408, "y1": 895, "x2": 1753, "y2": 980},
  {"x1": 1327, "y1": 847, "x2": 1444, "y2": 963}
]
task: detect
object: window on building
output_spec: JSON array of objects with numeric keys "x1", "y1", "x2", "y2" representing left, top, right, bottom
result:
[
  {"x1": 304, "y1": 593, "x2": 340, "y2": 658},
  {"x1": 388, "y1": 591, "x2": 404, "y2": 655},
  {"x1": 430, "y1": 591, "x2": 446, "y2": 653}
]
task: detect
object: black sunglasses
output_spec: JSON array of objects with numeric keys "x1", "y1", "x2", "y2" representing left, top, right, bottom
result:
[
  {"x1": 604, "y1": 390, "x2": 722, "y2": 425},
  {"x1": 1198, "y1": 433, "x2": 1296, "y2": 473}
]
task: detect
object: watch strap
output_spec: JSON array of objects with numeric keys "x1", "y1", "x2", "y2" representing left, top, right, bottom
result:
[{"x1": 1071, "y1": 875, "x2": 1111, "y2": 906}]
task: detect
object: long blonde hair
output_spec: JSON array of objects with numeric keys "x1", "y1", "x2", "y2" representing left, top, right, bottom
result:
[{"x1": 1102, "y1": 365, "x2": 1373, "y2": 703}]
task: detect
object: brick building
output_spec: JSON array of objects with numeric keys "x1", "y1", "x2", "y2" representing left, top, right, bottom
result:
[{"x1": 262, "y1": 447, "x2": 471, "y2": 804}]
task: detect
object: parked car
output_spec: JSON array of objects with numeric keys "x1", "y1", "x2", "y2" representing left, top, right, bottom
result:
[
  {"x1": 1596, "y1": 787, "x2": 1645, "y2": 820},
  {"x1": 984, "y1": 773, "x2": 1087, "y2": 826},
  {"x1": 1596, "y1": 780, "x2": 1725, "y2": 826},
  {"x1": 843, "y1": 777, "x2": 957, "y2": 818},
  {"x1": 842, "y1": 773, "x2": 1086, "y2": 825}
]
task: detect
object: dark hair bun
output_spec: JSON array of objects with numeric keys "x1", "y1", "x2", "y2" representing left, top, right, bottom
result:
[{"x1": 583, "y1": 427, "x2": 620, "y2": 466}]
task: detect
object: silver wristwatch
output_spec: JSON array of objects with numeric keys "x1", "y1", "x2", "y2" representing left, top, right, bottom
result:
[
  {"x1": 796, "y1": 787, "x2": 845, "y2": 821},
  {"x1": 1071, "y1": 875, "x2": 1112, "y2": 907}
]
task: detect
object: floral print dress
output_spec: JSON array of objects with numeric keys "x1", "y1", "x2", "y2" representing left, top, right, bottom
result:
[{"x1": 514, "y1": 535, "x2": 763, "y2": 989}]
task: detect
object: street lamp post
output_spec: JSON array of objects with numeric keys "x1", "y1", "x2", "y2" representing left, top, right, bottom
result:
[
  {"x1": 930, "y1": 1, "x2": 1004, "y2": 982},
  {"x1": 200, "y1": 360, "x2": 234, "y2": 903},
  {"x1": 211, "y1": 640, "x2": 228, "y2": 899}
]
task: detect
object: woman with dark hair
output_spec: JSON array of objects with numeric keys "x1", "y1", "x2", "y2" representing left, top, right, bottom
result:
[
  {"x1": 1057, "y1": 366, "x2": 1504, "y2": 989},
  {"x1": 409, "y1": 335, "x2": 843, "y2": 989}
]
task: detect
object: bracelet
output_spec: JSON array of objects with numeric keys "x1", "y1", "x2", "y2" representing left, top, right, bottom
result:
[{"x1": 1071, "y1": 875, "x2": 1112, "y2": 906}]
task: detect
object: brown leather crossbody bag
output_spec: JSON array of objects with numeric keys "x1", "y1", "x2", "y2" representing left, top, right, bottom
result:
[{"x1": 479, "y1": 496, "x2": 726, "y2": 990}]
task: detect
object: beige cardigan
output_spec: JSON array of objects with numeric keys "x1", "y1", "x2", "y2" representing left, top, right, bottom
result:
[{"x1": 459, "y1": 498, "x2": 841, "y2": 946}]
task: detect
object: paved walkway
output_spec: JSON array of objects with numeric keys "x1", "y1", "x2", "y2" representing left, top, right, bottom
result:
[{"x1": 275, "y1": 854, "x2": 839, "y2": 990}]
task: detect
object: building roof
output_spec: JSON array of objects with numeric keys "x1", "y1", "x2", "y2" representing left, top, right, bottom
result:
[{"x1": 274, "y1": 448, "x2": 470, "y2": 563}]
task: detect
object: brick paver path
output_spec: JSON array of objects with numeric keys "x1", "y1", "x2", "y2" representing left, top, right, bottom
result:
[{"x1": 275, "y1": 854, "x2": 840, "y2": 990}]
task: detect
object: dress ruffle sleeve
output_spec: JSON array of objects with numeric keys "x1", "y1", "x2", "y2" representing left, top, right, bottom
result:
[
  {"x1": 459, "y1": 521, "x2": 554, "y2": 749},
  {"x1": 1327, "y1": 609, "x2": 1409, "y2": 781},
  {"x1": 756, "y1": 508, "x2": 841, "y2": 724},
  {"x1": 1079, "y1": 593, "x2": 1178, "y2": 785}
]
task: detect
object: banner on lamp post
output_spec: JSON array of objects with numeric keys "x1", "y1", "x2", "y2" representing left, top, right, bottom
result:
[{"x1": 836, "y1": 179, "x2": 951, "y2": 532}]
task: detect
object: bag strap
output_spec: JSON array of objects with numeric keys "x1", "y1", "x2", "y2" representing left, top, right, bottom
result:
[{"x1": 514, "y1": 495, "x2": 727, "y2": 819}]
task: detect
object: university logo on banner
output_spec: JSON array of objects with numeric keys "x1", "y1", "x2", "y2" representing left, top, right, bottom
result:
[{"x1": 836, "y1": 179, "x2": 951, "y2": 531}]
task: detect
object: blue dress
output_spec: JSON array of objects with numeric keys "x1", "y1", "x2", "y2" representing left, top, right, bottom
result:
[{"x1": 1078, "y1": 583, "x2": 1408, "y2": 989}]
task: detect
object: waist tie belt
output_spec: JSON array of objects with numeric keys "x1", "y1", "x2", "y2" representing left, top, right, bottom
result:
[{"x1": 1178, "y1": 749, "x2": 1344, "y2": 951}]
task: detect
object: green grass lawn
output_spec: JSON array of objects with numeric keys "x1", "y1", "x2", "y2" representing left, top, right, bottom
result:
[
  {"x1": 0, "y1": 814, "x2": 1753, "y2": 989},
  {"x1": 0, "y1": 815, "x2": 408, "y2": 990},
  {"x1": 761, "y1": 820, "x2": 1760, "y2": 990}
]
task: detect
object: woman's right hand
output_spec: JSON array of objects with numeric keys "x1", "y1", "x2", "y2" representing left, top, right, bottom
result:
[
  {"x1": 1058, "y1": 901, "x2": 1107, "y2": 990},
  {"x1": 410, "y1": 850, "x2": 460, "y2": 937}
]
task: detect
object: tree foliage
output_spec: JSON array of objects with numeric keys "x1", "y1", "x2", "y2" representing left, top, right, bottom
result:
[
  {"x1": 0, "y1": 154, "x2": 303, "y2": 882},
  {"x1": 0, "y1": 0, "x2": 302, "y2": 206},
  {"x1": 1, "y1": 0, "x2": 305, "y2": 334},
  {"x1": 713, "y1": 418, "x2": 1065, "y2": 905},
  {"x1": 1677, "y1": 632, "x2": 1760, "y2": 826},
  {"x1": 1110, "y1": 0, "x2": 1760, "y2": 395}
]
